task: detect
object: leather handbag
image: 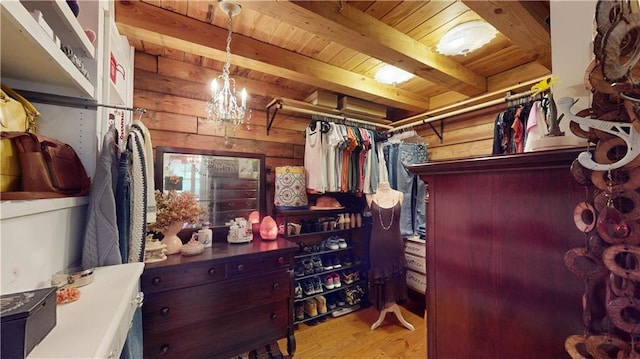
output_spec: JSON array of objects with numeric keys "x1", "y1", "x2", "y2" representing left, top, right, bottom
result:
[
  {"x1": 0, "y1": 132, "x2": 91, "y2": 199},
  {"x1": 0, "y1": 83, "x2": 39, "y2": 192}
]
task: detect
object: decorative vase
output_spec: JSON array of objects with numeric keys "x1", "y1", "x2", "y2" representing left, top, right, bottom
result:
[{"x1": 161, "y1": 221, "x2": 184, "y2": 255}]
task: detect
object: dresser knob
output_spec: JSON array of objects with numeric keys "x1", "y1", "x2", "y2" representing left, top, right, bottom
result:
[
  {"x1": 160, "y1": 307, "x2": 170, "y2": 316},
  {"x1": 278, "y1": 256, "x2": 285, "y2": 264},
  {"x1": 152, "y1": 277, "x2": 161, "y2": 286},
  {"x1": 272, "y1": 282, "x2": 279, "y2": 291},
  {"x1": 271, "y1": 313, "x2": 277, "y2": 320},
  {"x1": 160, "y1": 344, "x2": 170, "y2": 355},
  {"x1": 237, "y1": 264, "x2": 245, "y2": 272},
  {"x1": 208, "y1": 268, "x2": 216, "y2": 276}
]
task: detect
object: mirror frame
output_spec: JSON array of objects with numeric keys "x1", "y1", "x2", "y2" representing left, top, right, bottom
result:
[{"x1": 154, "y1": 146, "x2": 267, "y2": 229}]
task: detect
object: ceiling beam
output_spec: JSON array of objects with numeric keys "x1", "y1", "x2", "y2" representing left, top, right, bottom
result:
[
  {"x1": 462, "y1": 1, "x2": 552, "y2": 70},
  {"x1": 242, "y1": 1, "x2": 487, "y2": 97},
  {"x1": 114, "y1": 0, "x2": 431, "y2": 112}
]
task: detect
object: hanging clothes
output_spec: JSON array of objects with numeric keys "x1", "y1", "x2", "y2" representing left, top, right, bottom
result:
[
  {"x1": 126, "y1": 126, "x2": 148, "y2": 263},
  {"x1": 493, "y1": 94, "x2": 544, "y2": 155},
  {"x1": 81, "y1": 125, "x2": 122, "y2": 269},
  {"x1": 303, "y1": 118, "x2": 385, "y2": 194},
  {"x1": 524, "y1": 100, "x2": 548, "y2": 152},
  {"x1": 382, "y1": 131, "x2": 428, "y2": 239},
  {"x1": 304, "y1": 119, "x2": 326, "y2": 193},
  {"x1": 133, "y1": 119, "x2": 156, "y2": 224}
]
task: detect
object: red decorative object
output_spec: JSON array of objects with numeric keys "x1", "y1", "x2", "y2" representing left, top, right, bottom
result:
[
  {"x1": 597, "y1": 205, "x2": 630, "y2": 241},
  {"x1": 259, "y1": 216, "x2": 278, "y2": 240},
  {"x1": 248, "y1": 210, "x2": 260, "y2": 234}
]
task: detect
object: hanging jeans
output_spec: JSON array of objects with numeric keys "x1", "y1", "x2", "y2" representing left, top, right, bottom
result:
[
  {"x1": 116, "y1": 151, "x2": 131, "y2": 264},
  {"x1": 384, "y1": 143, "x2": 427, "y2": 239},
  {"x1": 115, "y1": 150, "x2": 143, "y2": 359}
]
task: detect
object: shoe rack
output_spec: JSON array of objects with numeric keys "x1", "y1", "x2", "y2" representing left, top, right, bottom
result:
[{"x1": 275, "y1": 205, "x2": 370, "y2": 327}]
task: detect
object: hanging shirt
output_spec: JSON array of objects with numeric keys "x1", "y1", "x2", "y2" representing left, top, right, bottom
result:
[
  {"x1": 305, "y1": 121, "x2": 326, "y2": 193},
  {"x1": 326, "y1": 123, "x2": 343, "y2": 192}
]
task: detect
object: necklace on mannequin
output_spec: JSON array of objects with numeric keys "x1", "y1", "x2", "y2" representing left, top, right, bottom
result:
[{"x1": 378, "y1": 203, "x2": 394, "y2": 230}]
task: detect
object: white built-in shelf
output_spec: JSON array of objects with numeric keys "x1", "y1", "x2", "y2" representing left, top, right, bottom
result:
[
  {"x1": 0, "y1": 1, "x2": 94, "y2": 98},
  {"x1": 0, "y1": 197, "x2": 89, "y2": 220},
  {"x1": 20, "y1": 0, "x2": 95, "y2": 59}
]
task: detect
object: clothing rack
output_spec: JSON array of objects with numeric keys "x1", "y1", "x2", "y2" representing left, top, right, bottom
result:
[
  {"x1": 389, "y1": 76, "x2": 551, "y2": 136},
  {"x1": 16, "y1": 90, "x2": 146, "y2": 113},
  {"x1": 266, "y1": 97, "x2": 393, "y2": 134}
]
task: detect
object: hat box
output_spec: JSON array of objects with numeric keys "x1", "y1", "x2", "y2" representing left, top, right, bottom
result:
[{"x1": 1, "y1": 287, "x2": 57, "y2": 359}]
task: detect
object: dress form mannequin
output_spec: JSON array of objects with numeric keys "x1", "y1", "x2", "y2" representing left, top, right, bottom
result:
[{"x1": 366, "y1": 181, "x2": 414, "y2": 331}]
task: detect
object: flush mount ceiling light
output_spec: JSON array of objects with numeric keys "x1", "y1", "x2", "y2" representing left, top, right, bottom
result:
[
  {"x1": 437, "y1": 20, "x2": 497, "y2": 56},
  {"x1": 374, "y1": 65, "x2": 414, "y2": 85}
]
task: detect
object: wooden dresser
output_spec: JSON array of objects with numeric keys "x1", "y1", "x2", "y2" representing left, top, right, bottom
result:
[
  {"x1": 408, "y1": 149, "x2": 585, "y2": 359},
  {"x1": 141, "y1": 237, "x2": 298, "y2": 358}
]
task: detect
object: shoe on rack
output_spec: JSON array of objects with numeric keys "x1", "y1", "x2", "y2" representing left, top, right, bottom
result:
[
  {"x1": 332, "y1": 272, "x2": 341, "y2": 288},
  {"x1": 335, "y1": 291, "x2": 346, "y2": 307},
  {"x1": 303, "y1": 280, "x2": 315, "y2": 296},
  {"x1": 314, "y1": 277, "x2": 324, "y2": 294},
  {"x1": 295, "y1": 302, "x2": 305, "y2": 321},
  {"x1": 342, "y1": 272, "x2": 354, "y2": 285},
  {"x1": 295, "y1": 282, "x2": 303, "y2": 299},
  {"x1": 337, "y1": 238, "x2": 347, "y2": 249},
  {"x1": 316, "y1": 295, "x2": 328, "y2": 314},
  {"x1": 312, "y1": 256, "x2": 323, "y2": 273},
  {"x1": 332, "y1": 256, "x2": 342, "y2": 268},
  {"x1": 322, "y1": 256, "x2": 334, "y2": 271},
  {"x1": 325, "y1": 237, "x2": 339, "y2": 250},
  {"x1": 323, "y1": 274, "x2": 335, "y2": 290},
  {"x1": 342, "y1": 256, "x2": 353, "y2": 266},
  {"x1": 302, "y1": 259, "x2": 314, "y2": 275},
  {"x1": 294, "y1": 264, "x2": 304, "y2": 277},
  {"x1": 305, "y1": 299, "x2": 318, "y2": 317},
  {"x1": 326, "y1": 294, "x2": 337, "y2": 310}
]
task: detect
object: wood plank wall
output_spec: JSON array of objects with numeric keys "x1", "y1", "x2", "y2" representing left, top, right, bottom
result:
[
  {"x1": 417, "y1": 103, "x2": 505, "y2": 161},
  {"x1": 133, "y1": 50, "x2": 510, "y2": 169}
]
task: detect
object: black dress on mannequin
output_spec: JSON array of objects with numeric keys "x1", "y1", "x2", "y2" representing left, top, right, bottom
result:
[{"x1": 368, "y1": 199, "x2": 408, "y2": 311}]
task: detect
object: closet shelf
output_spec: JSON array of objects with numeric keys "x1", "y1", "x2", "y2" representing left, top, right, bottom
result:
[
  {"x1": 1, "y1": 1, "x2": 95, "y2": 98},
  {"x1": 1, "y1": 196, "x2": 89, "y2": 220},
  {"x1": 266, "y1": 97, "x2": 393, "y2": 135}
]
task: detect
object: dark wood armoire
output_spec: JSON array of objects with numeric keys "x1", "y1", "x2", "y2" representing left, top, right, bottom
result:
[{"x1": 408, "y1": 149, "x2": 586, "y2": 359}]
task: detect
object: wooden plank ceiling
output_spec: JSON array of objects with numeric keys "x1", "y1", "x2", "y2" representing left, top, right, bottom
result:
[{"x1": 115, "y1": 0, "x2": 551, "y2": 123}]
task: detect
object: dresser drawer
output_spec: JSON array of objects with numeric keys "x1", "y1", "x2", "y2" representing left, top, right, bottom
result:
[
  {"x1": 405, "y1": 238, "x2": 426, "y2": 257},
  {"x1": 212, "y1": 198, "x2": 258, "y2": 211},
  {"x1": 143, "y1": 270, "x2": 291, "y2": 336},
  {"x1": 141, "y1": 262, "x2": 225, "y2": 293},
  {"x1": 143, "y1": 299, "x2": 289, "y2": 359},
  {"x1": 211, "y1": 189, "x2": 257, "y2": 200},
  {"x1": 227, "y1": 253, "x2": 292, "y2": 278},
  {"x1": 405, "y1": 253, "x2": 426, "y2": 274},
  {"x1": 406, "y1": 269, "x2": 426, "y2": 294}
]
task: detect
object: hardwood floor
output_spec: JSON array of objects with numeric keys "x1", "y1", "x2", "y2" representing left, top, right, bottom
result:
[{"x1": 278, "y1": 295, "x2": 426, "y2": 359}]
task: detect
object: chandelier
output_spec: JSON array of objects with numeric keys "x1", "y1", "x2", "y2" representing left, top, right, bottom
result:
[{"x1": 206, "y1": 0, "x2": 250, "y2": 145}]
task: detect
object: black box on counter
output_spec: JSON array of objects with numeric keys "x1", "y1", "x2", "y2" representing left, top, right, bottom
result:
[{"x1": 1, "y1": 287, "x2": 57, "y2": 359}]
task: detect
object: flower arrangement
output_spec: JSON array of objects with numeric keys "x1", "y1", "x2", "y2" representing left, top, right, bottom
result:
[{"x1": 148, "y1": 190, "x2": 207, "y2": 233}]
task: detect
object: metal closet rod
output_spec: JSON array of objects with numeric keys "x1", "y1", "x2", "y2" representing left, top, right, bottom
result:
[
  {"x1": 17, "y1": 90, "x2": 146, "y2": 113},
  {"x1": 389, "y1": 75, "x2": 551, "y2": 133},
  {"x1": 279, "y1": 104, "x2": 394, "y2": 130}
]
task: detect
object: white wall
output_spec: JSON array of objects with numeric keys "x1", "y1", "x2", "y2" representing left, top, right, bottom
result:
[{"x1": 541, "y1": 0, "x2": 594, "y2": 150}]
